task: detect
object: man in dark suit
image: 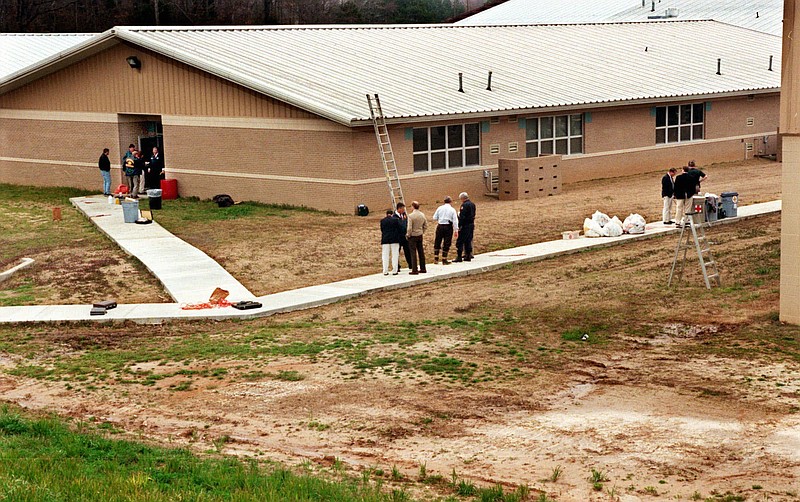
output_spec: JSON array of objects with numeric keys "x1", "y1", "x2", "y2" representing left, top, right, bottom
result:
[
  {"x1": 145, "y1": 146, "x2": 165, "y2": 190},
  {"x1": 394, "y1": 202, "x2": 412, "y2": 273},
  {"x1": 661, "y1": 167, "x2": 677, "y2": 224},
  {"x1": 673, "y1": 168, "x2": 695, "y2": 227},
  {"x1": 380, "y1": 209, "x2": 403, "y2": 275},
  {"x1": 455, "y1": 192, "x2": 476, "y2": 262}
]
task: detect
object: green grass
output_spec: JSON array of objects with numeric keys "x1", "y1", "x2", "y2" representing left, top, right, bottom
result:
[
  {"x1": 0, "y1": 184, "x2": 99, "y2": 264},
  {"x1": 0, "y1": 183, "x2": 94, "y2": 205},
  {"x1": 155, "y1": 197, "x2": 329, "y2": 225},
  {"x1": 0, "y1": 405, "x2": 404, "y2": 501}
]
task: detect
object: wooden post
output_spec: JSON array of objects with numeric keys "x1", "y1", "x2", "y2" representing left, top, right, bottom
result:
[
  {"x1": 780, "y1": 0, "x2": 800, "y2": 323},
  {"x1": 52, "y1": 207, "x2": 62, "y2": 221}
]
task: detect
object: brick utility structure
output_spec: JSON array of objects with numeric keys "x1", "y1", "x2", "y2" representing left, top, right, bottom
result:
[
  {"x1": 781, "y1": 0, "x2": 800, "y2": 323},
  {"x1": 0, "y1": 22, "x2": 783, "y2": 213}
]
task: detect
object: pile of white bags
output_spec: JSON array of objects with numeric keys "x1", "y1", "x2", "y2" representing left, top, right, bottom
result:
[
  {"x1": 583, "y1": 211, "x2": 646, "y2": 237},
  {"x1": 622, "y1": 214, "x2": 646, "y2": 234}
]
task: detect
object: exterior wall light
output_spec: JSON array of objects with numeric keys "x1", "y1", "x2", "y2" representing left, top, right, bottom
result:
[{"x1": 126, "y1": 56, "x2": 141, "y2": 69}]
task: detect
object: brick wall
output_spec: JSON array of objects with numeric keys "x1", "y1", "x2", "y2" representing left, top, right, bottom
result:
[
  {"x1": 164, "y1": 124, "x2": 358, "y2": 180},
  {"x1": 0, "y1": 116, "x2": 121, "y2": 189}
]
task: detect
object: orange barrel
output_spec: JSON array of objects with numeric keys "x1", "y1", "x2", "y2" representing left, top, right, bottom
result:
[{"x1": 160, "y1": 179, "x2": 178, "y2": 200}]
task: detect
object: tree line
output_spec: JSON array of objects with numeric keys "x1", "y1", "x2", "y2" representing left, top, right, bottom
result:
[{"x1": 0, "y1": 0, "x2": 467, "y2": 32}]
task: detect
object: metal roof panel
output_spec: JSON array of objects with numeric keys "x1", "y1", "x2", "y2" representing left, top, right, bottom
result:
[
  {"x1": 0, "y1": 33, "x2": 96, "y2": 79},
  {"x1": 115, "y1": 22, "x2": 780, "y2": 124}
]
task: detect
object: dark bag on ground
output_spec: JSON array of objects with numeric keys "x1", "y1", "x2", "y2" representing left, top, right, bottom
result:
[{"x1": 212, "y1": 194, "x2": 235, "y2": 208}]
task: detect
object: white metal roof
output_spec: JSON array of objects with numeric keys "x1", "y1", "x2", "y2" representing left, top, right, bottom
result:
[
  {"x1": 608, "y1": 0, "x2": 783, "y2": 36},
  {"x1": 1, "y1": 22, "x2": 781, "y2": 126},
  {"x1": 455, "y1": 0, "x2": 637, "y2": 26},
  {"x1": 456, "y1": 0, "x2": 783, "y2": 36},
  {"x1": 0, "y1": 33, "x2": 96, "y2": 80}
]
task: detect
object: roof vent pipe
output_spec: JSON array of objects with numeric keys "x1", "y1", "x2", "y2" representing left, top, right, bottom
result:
[
  {"x1": 651, "y1": 1, "x2": 655, "y2": 12},
  {"x1": 458, "y1": 73, "x2": 464, "y2": 93},
  {"x1": 716, "y1": 58, "x2": 721, "y2": 75},
  {"x1": 486, "y1": 71, "x2": 493, "y2": 91},
  {"x1": 756, "y1": 11, "x2": 759, "y2": 18},
  {"x1": 641, "y1": 0, "x2": 645, "y2": 7},
  {"x1": 768, "y1": 55, "x2": 773, "y2": 71}
]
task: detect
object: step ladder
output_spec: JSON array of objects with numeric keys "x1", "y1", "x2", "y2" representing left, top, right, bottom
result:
[
  {"x1": 668, "y1": 214, "x2": 721, "y2": 289},
  {"x1": 366, "y1": 94, "x2": 404, "y2": 210}
]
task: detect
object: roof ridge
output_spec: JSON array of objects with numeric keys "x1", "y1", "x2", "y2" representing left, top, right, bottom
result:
[{"x1": 118, "y1": 18, "x2": 720, "y2": 32}]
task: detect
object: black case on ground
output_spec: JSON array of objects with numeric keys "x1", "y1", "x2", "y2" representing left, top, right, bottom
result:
[{"x1": 232, "y1": 301, "x2": 262, "y2": 310}]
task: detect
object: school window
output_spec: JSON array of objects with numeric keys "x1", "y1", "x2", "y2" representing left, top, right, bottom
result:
[
  {"x1": 412, "y1": 123, "x2": 480, "y2": 172},
  {"x1": 655, "y1": 104, "x2": 704, "y2": 144},
  {"x1": 525, "y1": 114, "x2": 583, "y2": 157}
]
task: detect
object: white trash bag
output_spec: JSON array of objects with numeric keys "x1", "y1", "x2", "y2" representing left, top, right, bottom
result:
[
  {"x1": 583, "y1": 218, "x2": 604, "y2": 237},
  {"x1": 623, "y1": 213, "x2": 646, "y2": 234},
  {"x1": 605, "y1": 219, "x2": 623, "y2": 237},
  {"x1": 591, "y1": 211, "x2": 610, "y2": 227}
]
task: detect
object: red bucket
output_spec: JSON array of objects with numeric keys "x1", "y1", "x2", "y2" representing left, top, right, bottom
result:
[{"x1": 160, "y1": 179, "x2": 178, "y2": 200}]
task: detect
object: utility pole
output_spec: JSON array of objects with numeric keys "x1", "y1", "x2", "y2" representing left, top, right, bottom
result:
[{"x1": 154, "y1": 0, "x2": 160, "y2": 25}]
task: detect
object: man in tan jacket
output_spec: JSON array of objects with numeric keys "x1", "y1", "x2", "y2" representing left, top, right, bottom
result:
[{"x1": 406, "y1": 201, "x2": 428, "y2": 275}]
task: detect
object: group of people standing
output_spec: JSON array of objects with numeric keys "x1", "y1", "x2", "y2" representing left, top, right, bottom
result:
[
  {"x1": 661, "y1": 160, "x2": 708, "y2": 226},
  {"x1": 380, "y1": 193, "x2": 476, "y2": 275},
  {"x1": 98, "y1": 144, "x2": 164, "y2": 197}
]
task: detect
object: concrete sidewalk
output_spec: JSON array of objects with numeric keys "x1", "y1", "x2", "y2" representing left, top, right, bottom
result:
[
  {"x1": 0, "y1": 200, "x2": 781, "y2": 324},
  {"x1": 70, "y1": 195, "x2": 254, "y2": 304}
]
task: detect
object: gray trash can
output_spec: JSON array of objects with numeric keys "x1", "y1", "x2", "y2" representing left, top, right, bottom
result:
[
  {"x1": 121, "y1": 200, "x2": 139, "y2": 223},
  {"x1": 147, "y1": 189, "x2": 162, "y2": 210},
  {"x1": 720, "y1": 191, "x2": 738, "y2": 219},
  {"x1": 704, "y1": 195, "x2": 719, "y2": 223}
]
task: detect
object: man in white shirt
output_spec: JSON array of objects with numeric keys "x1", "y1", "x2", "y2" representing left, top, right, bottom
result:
[{"x1": 432, "y1": 196, "x2": 459, "y2": 265}]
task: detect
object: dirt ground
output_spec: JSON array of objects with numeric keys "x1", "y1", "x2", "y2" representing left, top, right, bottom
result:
[
  {"x1": 1, "y1": 211, "x2": 798, "y2": 501},
  {"x1": 161, "y1": 157, "x2": 781, "y2": 296},
  {"x1": 0, "y1": 158, "x2": 780, "y2": 305}
]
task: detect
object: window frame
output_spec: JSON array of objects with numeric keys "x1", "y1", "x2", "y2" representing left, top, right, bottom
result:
[
  {"x1": 525, "y1": 114, "x2": 583, "y2": 157},
  {"x1": 412, "y1": 123, "x2": 481, "y2": 172},
  {"x1": 655, "y1": 103, "x2": 704, "y2": 144}
]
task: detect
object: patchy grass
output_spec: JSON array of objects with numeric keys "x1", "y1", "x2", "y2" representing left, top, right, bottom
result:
[
  {"x1": 0, "y1": 405, "x2": 405, "y2": 501},
  {"x1": 0, "y1": 183, "x2": 166, "y2": 305}
]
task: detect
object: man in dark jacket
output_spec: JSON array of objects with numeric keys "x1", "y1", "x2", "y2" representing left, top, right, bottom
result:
[
  {"x1": 133, "y1": 150, "x2": 147, "y2": 197},
  {"x1": 145, "y1": 146, "x2": 165, "y2": 190},
  {"x1": 455, "y1": 192, "x2": 476, "y2": 262},
  {"x1": 98, "y1": 148, "x2": 111, "y2": 196},
  {"x1": 661, "y1": 167, "x2": 677, "y2": 224},
  {"x1": 394, "y1": 202, "x2": 412, "y2": 273},
  {"x1": 380, "y1": 210, "x2": 403, "y2": 275},
  {"x1": 686, "y1": 160, "x2": 708, "y2": 194},
  {"x1": 673, "y1": 168, "x2": 695, "y2": 226}
]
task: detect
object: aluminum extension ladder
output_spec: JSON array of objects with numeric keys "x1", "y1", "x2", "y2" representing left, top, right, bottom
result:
[
  {"x1": 366, "y1": 94, "x2": 404, "y2": 210},
  {"x1": 668, "y1": 214, "x2": 721, "y2": 289}
]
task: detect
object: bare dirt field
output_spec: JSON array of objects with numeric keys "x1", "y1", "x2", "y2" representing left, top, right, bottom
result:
[
  {"x1": 157, "y1": 157, "x2": 781, "y2": 296},
  {"x1": 1, "y1": 209, "x2": 797, "y2": 501},
  {"x1": 0, "y1": 158, "x2": 780, "y2": 306}
]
